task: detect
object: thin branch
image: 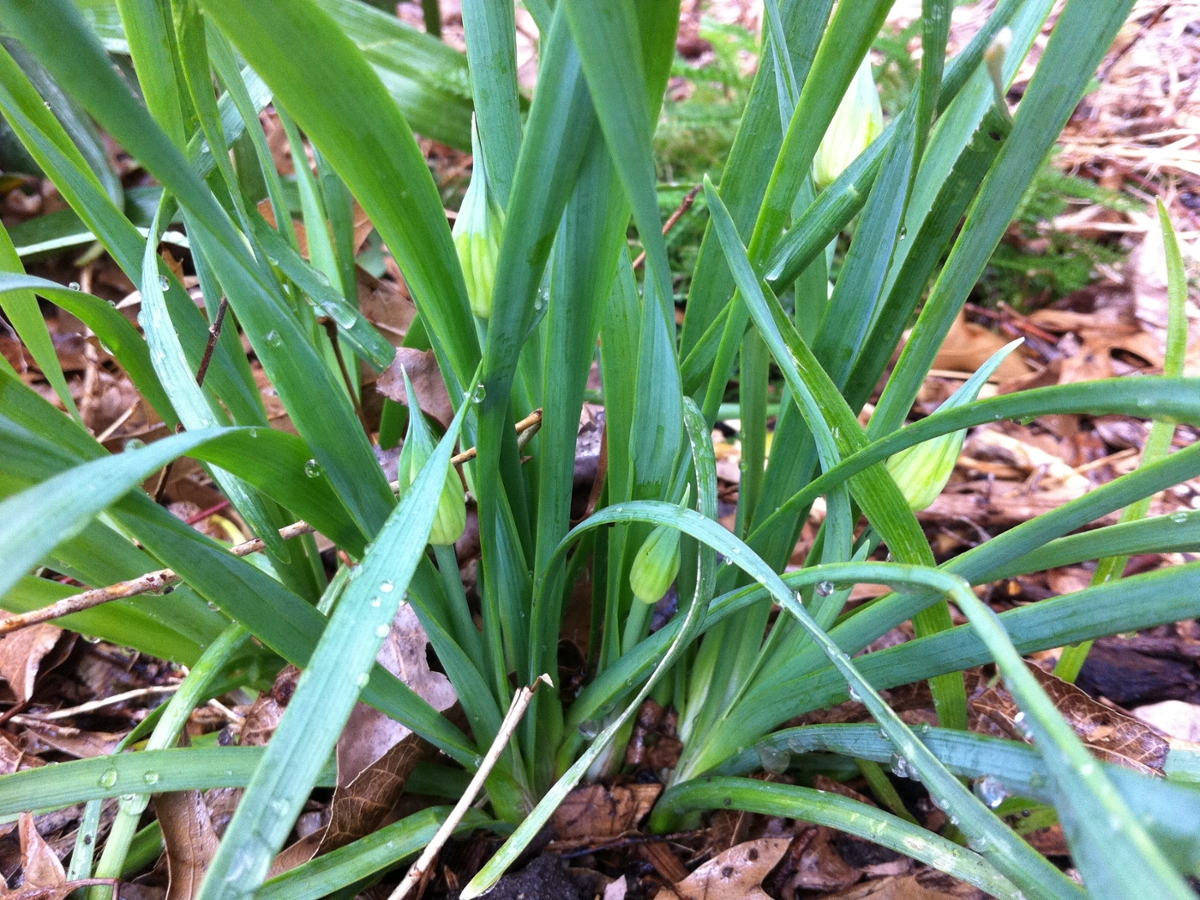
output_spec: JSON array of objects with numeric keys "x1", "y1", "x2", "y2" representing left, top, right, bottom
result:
[
  {"x1": 386, "y1": 674, "x2": 553, "y2": 900},
  {"x1": 632, "y1": 183, "x2": 701, "y2": 271},
  {"x1": 0, "y1": 409, "x2": 545, "y2": 635},
  {"x1": 195, "y1": 297, "x2": 229, "y2": 388},
  {"x1": 12, "y1": 685, "x2": 179, "y2": 722},
  {"x1": 152, "y1": 296, "x2": 230, "y2": 502}
]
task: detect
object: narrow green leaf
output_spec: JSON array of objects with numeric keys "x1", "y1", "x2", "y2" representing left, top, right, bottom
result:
[
  {"x1": 194, "y1": 389, "x2": 473, "y2": 900},
  {"x1": 661, "y1": 778, "x2": 1023, "y2": 900}
]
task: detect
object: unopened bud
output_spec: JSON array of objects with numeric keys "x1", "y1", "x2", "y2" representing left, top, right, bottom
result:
[
  {"x1": 885, "y1": 338, "x2": 1024, "y2": 512},
  {"x1": 629, "y1": 487, "x2": 690, "y2": 604},
  {"x1": 886, "y1": 431, "x2": 965, "y2": 513},
  {"x1": 453, "y1": 120, "x2": 505, "y2": 319},
  {"x1": 813, "y1": 56, "x2": 883, "y2": 190}
]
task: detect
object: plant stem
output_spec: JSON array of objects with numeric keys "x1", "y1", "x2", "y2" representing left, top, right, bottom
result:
[{"x1": 433, "y1": 542, "x2": 483, "y2": 663}]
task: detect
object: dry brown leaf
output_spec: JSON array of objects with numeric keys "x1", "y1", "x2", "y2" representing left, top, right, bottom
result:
[
  {"x1": 968, "y1": 430, "x2": 1090, "y2": 495},
  {"x1": 657, "y1": 837, "x2": 790, "y2": 900},
  {"x1": 270, "y1": 734, "x2": 425, "y2": 875},
  {"x1": 0, "y1": 733, "x2": 38, "y2": 775},
  {"x1": 763, "y1": 827, "x2": 862, "y2": 898},
  {"x1": 624, "y1": 700, "x2": 683, "y2": 771},
  {"x1": 0, "y1": 619, "x2": 74, "y2": 704},
  {"x1": 376, "y1": 347, "x2": 453, "y2": 428},
  {"x1": 270, "y1": 604, "x2": 455, "y2": 875},
  {"x1": 931, "y1": 313, "x2": 1031, "y2": 381},
  {"x1": 972, "y1": 662, "x2": 1169, "y2": 774},
  {"x1": 240, "y1": 665, "x2": 300, "y2": 747},
  {"x1": 550, "y1": 783, "x2": 662, "y2": 841},
  {"x1": 154, "y1": 791, "x2": 220, "y2": 900},
  {"x1": 356, "y1": 270, "x2": 416, "y2": 341},
  {"x1": 18, "y1": 722, "x2": 123, "y2": 759},
  {"x1": 17, "y1": 813, "x2": 66, "y2": 890},
  {"x1": 820, "y1": 874, "x2": 961, "y2": 900}
]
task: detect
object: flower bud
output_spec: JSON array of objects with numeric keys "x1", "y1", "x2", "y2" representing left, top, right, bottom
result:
[
  {"x1": 397, "y1": 368, "x2": 466, "y2": 546},
  {"x1": 628, "y1": 486, "x2": 690, "y2": 604},
  {"x1": 629, "y1": 524, "x2": 682, "y2": 605},
  {"x1": 885, "y1": 430, "x2": 965, "y2": 513},
  {"x1": 812, "y1": 56, "x2": 883, "y2": 190},
  {"x1": 885, "y1": 339, "x2": 1024, "y2": 512},
  {"x1": 453, "y1": 120, "x2": 505, "y2": 320}
]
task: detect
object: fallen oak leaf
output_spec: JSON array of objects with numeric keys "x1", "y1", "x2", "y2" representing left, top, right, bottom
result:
[
  {"x1": 0, "y1": 617, "x2": 75, "y2": 704},
  {"x1": 269, "y1": 604, "x2": 456, "y2": 876},
  {"x1": 550, "y1": 783, "x2": 662, "y2": 842},
  {"x1": 0, "y1": 880, "x2": 121, "y2": 900},
  {"x1": 14, "y1": 813, "x2": 66, "y2": 892},
  {"x1": 972, "y1": 662, "x2": 1169, "y2": 774},
  {"x1": 376, "y1": 347, "x2": 453, "y2": 429},
  {"x1": 154, "y1": 789, "x2": 220, "y2": 900},
  {"x1": 657, "y1": 837, "x2": 791, "y2": 900}
]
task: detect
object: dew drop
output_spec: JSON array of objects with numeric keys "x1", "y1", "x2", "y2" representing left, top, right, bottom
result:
[
  {"x1": 815, "y1": 580, "x2": 835, "y2": 597},
  {"x1": 143, "y1": 771, "x2": 160, "y2": 786},
  {"x1": 124, "y1": 438, "x2": 147, "y2": 452},
  {"x1": 898, "y1": 226, "x2": 908, "y2": 240},
  {"x1": 892, "y1": 754, "x2": 921, "y2": 781},
  {"x1": 303, "y1": 458, "x2": 323, "y2": 478},
  {"x1": 369, "y1": 596, "x2": 382, "y2": 608},
  {"x1": 99, "y1": 767, "x2": 118, "y2": 789},
  {"x1": 471, "y1": 383, "x2": 487, "y2": 404},
  {"x1": 375, "y1": 623, "x2": 390, "y2": 637},
  {"x1": 1012, "y1": 710, "x2": 1033, "y2": 739},
  {"x1": 158, "y1": 275, "x2": 170, "y2": 291},
  {"x1": 578, "y1": 719, "x2": 601, "y2": 739},
  {"x1": 379, "y1": 581, "x2": 394, "y2": 593},
  {"x1": 1171, "y1": 511, "x2": 1190, "y2": 524},
  {"x1": 264, "y1": 330, "x2": 283, "y2": 348},
  {"x1": 68, "y1": 281, "x2": 81, "y2": 291},
  {"x1": 357, "y1": 673, "x2": 370, "y2": 688},
  {"x1": 973, "y1": 775, "x2": 1008, "y2": 809},
  {"x1": 847, "y1": 684, "x2": 862, "y2": 702},
  {"x1": 758, "y1": 745, "x2": 791, "y2": 775}
]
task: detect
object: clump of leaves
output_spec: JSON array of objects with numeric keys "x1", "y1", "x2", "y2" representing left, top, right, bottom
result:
[{"x1": 1, "y1": 2, "x2": 1199, "y2": 900}]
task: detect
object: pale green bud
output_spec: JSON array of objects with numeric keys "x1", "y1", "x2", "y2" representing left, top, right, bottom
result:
[
  {"x1": 397, "y1": 368, "x2": 466, "y2": 546},
  {"x1": 885, "y1": 431, "x2": 965, "y2": 513},
  {"x1": 812, "y1": 56, "x2": 883, "y2": 190},
  {"x1": 453, "y1": 121, "x2": 505, "y2": 319},
  {"x1": 884, "y1": 338, "x2": 1025, "y2": 512},
  {"x1": 628, "y1": 487, "x2": 690, "y2": 604},
  {"x1": 405, "y1": 445, "x2": 467, "y2": 546},
  {"x1": 629, "y1": 524, "x2": 682, "y2": 605}
]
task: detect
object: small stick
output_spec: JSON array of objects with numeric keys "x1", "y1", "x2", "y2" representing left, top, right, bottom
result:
[
  {"x1": 386, "y1": 674, "x2": 553, "y2": 900},
  {"x1": 12, "y1": 685, "x2": 179, "y2": 722},
  {"x1": 153, "y1": 296, "x2": 230, "y2": 502},
  {"x1": 632, "y1": 183, "x2": 701, "y2": 271},
  {"x1": 0, "y1": 410, "x2": 545, "y2": 635},
  {"x1": 194, "y1": 297, "x2": 229, "y2": 388}
]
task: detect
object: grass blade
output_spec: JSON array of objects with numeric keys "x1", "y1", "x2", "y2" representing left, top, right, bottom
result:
[{"x1": 194, "y1": 390, "x2": 473, "y2": 900}]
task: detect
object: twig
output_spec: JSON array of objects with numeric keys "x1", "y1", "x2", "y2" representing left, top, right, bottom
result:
[
  {"x1": 194, "y1": 297, "x2": 229, "y2": 388},
  {"x1": 152, "y1": 296, "x2": 229, "y2": 502},
  {"x1": 11, "y1": 685, "x2": 179, "y2": 722},
  {"x1": 632, "y1": 183, "x2": 701, "y2": 271},
  {"x1": 386, "y1": 674, "x2": 553, "y2": 900},
  {"x1": 95, "y1": 398, "x2": 142, "y2": 443},
  {"x1": 0, "y1": 410, "x2": 545, "y2": 635}
]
